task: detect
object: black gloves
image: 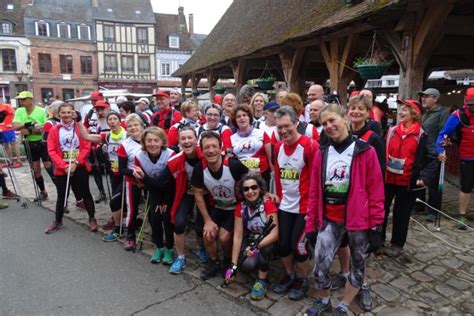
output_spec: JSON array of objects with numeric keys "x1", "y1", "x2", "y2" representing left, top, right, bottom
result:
[
  {"x1": 367, "y1": 225, "x2": 383, "y2": 253},
  {"x1": 24, "y1": 121, "x2": 35, "y2": 128},
  {"x1": 75, "y1": 111, "x2": 82, "y2": 122}
]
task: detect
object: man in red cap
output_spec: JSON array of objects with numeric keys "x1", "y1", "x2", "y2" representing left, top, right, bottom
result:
[
  {"x1": 151, "y1": 91, "x2": 182, "y2": 133},
  {"x1": 436, "y1": 88, "x2": 474, "y2": 230},
  {"x1": 84, "y1": 99, "x2": 111, "y2": 203}
]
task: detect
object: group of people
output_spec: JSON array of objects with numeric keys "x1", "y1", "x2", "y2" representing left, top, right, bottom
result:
[{"x1": 3, "y1": 83, "x2": 473, "y2": 316}]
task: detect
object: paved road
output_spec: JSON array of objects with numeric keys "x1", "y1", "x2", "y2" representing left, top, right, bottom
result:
[{"x1": 0, "y1": 202, "x2": 259, "y2": 316}]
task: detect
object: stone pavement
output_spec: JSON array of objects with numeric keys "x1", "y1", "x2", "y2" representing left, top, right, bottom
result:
[{"x1": 4, "y1": 165, "x2": 474, "y2": 315}]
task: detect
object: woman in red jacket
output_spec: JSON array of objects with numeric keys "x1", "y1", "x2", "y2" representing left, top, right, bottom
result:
[
  {"x1": 382, "y1": 99, "x2": 436, "y2": 257},
  {"x1": 305, "y1": 103, "x2": 384, "y2": 316},
  {"x1": 45, "y1": 103, "x2": 96, "y2": 234}
]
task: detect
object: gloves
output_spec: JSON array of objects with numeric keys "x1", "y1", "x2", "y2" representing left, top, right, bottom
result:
[
  {"x1": 306, "y1": 231, "x2": 318, "y2": 248},
  {"x1": 24, "y1": 121, "x2": 35, "y2": 128},
  {"x1": 367, "y1": 225, "x2": 383, "y2": 253},
  {"x1": 75, "y1": 111, "x2": 82, "y2": 122},
  {"x1": 224, "y1": 264, "x2": 237, "y2": 283}
]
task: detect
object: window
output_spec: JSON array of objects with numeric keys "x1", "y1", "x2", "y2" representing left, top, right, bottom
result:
[
  {"x1": 161, "y1": 63, "x2": 170, "y2": 76},
  {"x1": 367, "y1": 80, "x2": 382, "y2": 88},
  {"x1": 57, "y1": 22, "x2": 70, "y2": 38},
  {"x1": 59, "y1": 55, "x2": 73, "y2": 74},
  {"x1": 386, "y1": 80, "x2": 395, "y2": 86},
  {"x1": 80, "y1": 56, "x2": 92, "y2": 75},
  {"x1": 168, "y1": 35, "x2": 179, "y2": 48},
  {"x1": 36, "y1": 20, "x2": 49, "y2": 37},
  {"x1": 136, "y1": 28, "x2": 148, "y2": 44},
  {"x1": 1, "y1": 22, "x2": 12, "y2": 34},
  {"x1": 104, "y1": 54, "x2": 117, "y2": 71},
  {"x1": 38, "y1": 53, "x2": 52, "y2": 73},
  {"x1": 1, "y1": 49, "x2": 16, "y2": 72},
  {"x1": 63, "y1": 89, "x2": 75, "y2": 101},
  {"x1": 41, "y1": 88, "x2": 53, "y2": 103},
  {"x1": 138, "y1": 56, "x2": 150, "y2": 73},
  {"x1": 121, "y1": 55, "x2": 134, "y2": 72},
  {"x1": 78, "y1": 24, "x2": 90, "y2": 40},
  {"x1": 7, "y1": 4, "x2": 13, "y2": 10},
  {"x1": 104, "y1": 25, "x2": 114, "y2": 42}
]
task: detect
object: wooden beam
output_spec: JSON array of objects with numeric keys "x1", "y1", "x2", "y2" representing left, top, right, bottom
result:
[
  {"x1": 231, "y1": 59, "x2": 246, "y2": 91},
  {"x1": 382, "y1": 29, "x2": 406, "y2": 72},
  {"x1": 339, "y1": 34, "x2": 355, "y2": 78},
  {"x1": 279, "y1": 47, "x2": 306, "y2": 94},
  {"x1": 320, "y1": 42, "x2": 331, "y2": 71},
  {"x1": 180, "y1": 76, "x2": 189, "y2": 97}
]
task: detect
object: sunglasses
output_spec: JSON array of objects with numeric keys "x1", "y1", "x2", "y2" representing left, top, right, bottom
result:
[{"x1": 242, "y1": 184, "x2": 259, "y2": 192}]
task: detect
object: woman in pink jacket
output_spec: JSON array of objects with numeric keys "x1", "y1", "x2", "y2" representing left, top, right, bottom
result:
[
  {"x1": 45, "y1": 103, "x2": 96, "y2": 234},
  {"x1": 304, "y1": 103, "x2": 384, "y2": 316}
]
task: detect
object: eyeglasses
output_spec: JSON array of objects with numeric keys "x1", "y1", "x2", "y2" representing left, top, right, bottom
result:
[{"x1": 242, "y1": 184, "x2": 259, "y2": 192}]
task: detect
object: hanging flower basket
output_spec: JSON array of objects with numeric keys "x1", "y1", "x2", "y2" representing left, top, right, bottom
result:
[
  {"x1": 192, "y1": 90, "x2": 200, "y2": 96},
  {"x1": 256, "y1": 79, "x2": 275, "y2": 90},
  {"x1": 213, "y1": 86, "x2": 225, "y2": 94},
  {"x1": 355, "y1": 63, "x2": 389, "y2": 80}
]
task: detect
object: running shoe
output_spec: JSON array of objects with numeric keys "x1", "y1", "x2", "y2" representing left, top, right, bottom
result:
[
  {"x1": 12, "y1": 161, "x2": 22, "y2": 168},
  {"x1": 34, "y1": 191, "x2": 48, "y2": 202},
  {"x1": 169, "y1": 256, "x2": 186, "y2": 274},
  {"x1": 383, "y1": 244, "x2": 404, "y2": 258},
  {"x1": 195, "y1": 246, "x2": 209, "y2": 263},
  {"x1": 89, "y1": 219, "x2": 98, "y2": 232},
  {"x1": 150, "y1": 248, "x2": 164, "y2": 264},
  {"x1": 358, "y1": 284, "x2": 373, "y2": 311},
  {"x1": 45, "y1": 221, "x2": 63, "y2": 234},
  {"x1": 288, "y1": 277, "x2": 309, "y2": 301},
  {"x1": 162, "y1": 248, "x2": 174, "y2": 265},
  {"x1": 200, "y1": 260, "x2": 221, "y2": 280},
  {"x1": 102, "y1": 217, "x2": 115, "y2": 231},
  {"x1": 330, "y1": 272, "x2": 347, "y2": 291},
  {"x1": 272, "y1": 274, "x2": 295, "y2": 294},
  {"x1": 2, "y1": 190, "x2": 18, "y2": 200},
  {"x1": 102, "y1": 231, "x2": 119, "y2": 242},
  {"x1": 94, "y1": 191, "x2": 106, "y2": 203},
  {"x1": 333, "y1": 306, "x2": 348, "y2": 316},
  {"x1": 250, "y1": 279, "x2": 268, "y2": 300},
  {"x1": 457, "y1": 216, "x2": 470, "y2": 230},
  {"x1": 304, "y1": 298, "x2": 332, "y2": 316},
  {"x1": 124, "y1": 239, "x2": 135, "y2": 251},
  {"x1": 75, "y1": 199, "x2": 86, "y2": 210}
]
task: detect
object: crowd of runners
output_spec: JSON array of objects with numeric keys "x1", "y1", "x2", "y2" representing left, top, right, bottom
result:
[{"x1": 0, "y1": 84, "x2": 473, "y2": 316}]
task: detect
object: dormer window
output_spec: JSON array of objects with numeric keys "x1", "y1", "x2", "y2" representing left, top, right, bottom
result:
[
  {"x1": 78, "y1": 24, "x2": 91, "y2": 40},
  {"x1": 107, "y1": 8, "x2": 113, "y2": 12},
  {"x1": 135, "y1": 10, "x2": 141, "y2": 14},
  {"x1": 57, "y1": 22, "x2": 70, "y2": 38},
  {"x1": 1, "y1": 22, "x2": 12, "y2": 34},
  {"x1": 35, "y1": 20, "x2": 50, "y2": 37},
  {"x1": 169, "y1": 35, "x2": 179, "y2": 48},
  {"x1": 7, "y1": 4, "x2": 13, "y2": 10}
]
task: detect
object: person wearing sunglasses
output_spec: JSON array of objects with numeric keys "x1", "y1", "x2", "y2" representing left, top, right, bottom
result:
[
  {"x1": 196, "y1": 104, "x2": 232, "y2": 151},
  {"x1": 225, "y1": 174, "x2": 279, "y2": 300}
]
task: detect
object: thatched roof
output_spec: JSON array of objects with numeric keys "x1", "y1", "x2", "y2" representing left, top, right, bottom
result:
[{"x1": 173, "y1": 0, "x2": 399, "y2": 77}]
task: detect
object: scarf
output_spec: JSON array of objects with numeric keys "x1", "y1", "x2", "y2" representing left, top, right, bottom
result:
[
  {"x1": 397, "y1": 121, "x2": 421, "y2": 136},
  {"x1": 237, "y1": 126, "x2": 253, "y2": 137},
  {"x1": 110, "y1": 127, "x2": 126, "y2": 141},
  {"x1": 60, "y1": 120, "x2": 74, "y2": 131}
]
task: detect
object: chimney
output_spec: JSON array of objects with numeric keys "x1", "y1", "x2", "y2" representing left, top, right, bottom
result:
[
  {"x1": 92, "y1": 0, "x2": 98, "y2": 8},
  {"x1": 178, "y1": 6, "x2": 187, "y2": 33},
  {"x1": 189, "y1": 13, "x2": 194, "y2": 35}
]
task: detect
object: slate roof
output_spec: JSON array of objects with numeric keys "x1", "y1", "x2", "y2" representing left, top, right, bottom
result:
[
  {"x1": 173, "y1": 0, "x2": 399, "y2": 76},
  {"x1": 92, "y1": 0, "x2": 155, "y2": 24},
  {"x1": 24, "y1": 0, "x2": 93, "y2": 22},
  {"x1": 0, "y1": 0, "x2": 26, "y2": 35},
  {"x1": 155, "y1": 12, "x2": 192, "y2": 50}
]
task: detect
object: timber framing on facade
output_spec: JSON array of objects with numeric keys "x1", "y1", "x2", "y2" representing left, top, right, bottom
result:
[{"x1": 173, "y1": 0, "x2": 474, "y2": 102}]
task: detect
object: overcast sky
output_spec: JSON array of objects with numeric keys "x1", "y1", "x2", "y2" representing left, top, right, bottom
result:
[{"x1": 151, "y1": 0, "x2": 233, "y2": 34}]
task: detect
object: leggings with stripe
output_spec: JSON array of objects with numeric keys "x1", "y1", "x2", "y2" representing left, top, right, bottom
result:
[{"x1": 148, "y1": 192, "x2": 174, "y2": 249}]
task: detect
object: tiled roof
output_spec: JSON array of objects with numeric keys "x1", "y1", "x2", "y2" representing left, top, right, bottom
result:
[
  {"x1": 0, "y1": 0, "x2": 27, "y2": 35},
  {"x1": 24, "y1": 0, "x2": 93, "y2": 22},
  {"x1": 92, "y1": 0, "x2": 155, "y2": 24}
]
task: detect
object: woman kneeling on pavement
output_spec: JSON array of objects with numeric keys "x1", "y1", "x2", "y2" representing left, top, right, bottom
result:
[
  {"x1": 305, "y1": 103, "x2": 385, "y2": 316},
  {"x1": 45, "y1": 103, "x2": 97, "y2": 234},
  {"x1": 225, "y1": 174, "x2": 279, "y2": 300},
  {"x1": 132, "y1": 127, "x2": 175, "y2": 264}
]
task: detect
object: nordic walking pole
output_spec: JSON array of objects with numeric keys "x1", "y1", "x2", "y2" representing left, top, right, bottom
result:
[
  {"x1": 24, "y1": 140, "x2": 41, "y2": 206},
  {"x1": 119, "y1": 176, "x2": 126, "y2": 237},
  {"x1": 0, "y1": 144, "x2": 26, "y2": 207},
  {"x1": 436, "y1": 135, "x2": 449, "y2": 231},
  {"x1": 134, "y1": 191, "x2": 150, "y2": 253},
  {"x1": 103, "y1": 159, "x2": 112, "y2": 201},
  {"x1": 63, "y1": 123, "x2": 77, "y2": 214}
]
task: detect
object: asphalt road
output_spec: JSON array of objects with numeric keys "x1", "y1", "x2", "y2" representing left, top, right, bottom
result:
[{"x1": 0, "y1": 202, "x2": 258, "y2": 316}]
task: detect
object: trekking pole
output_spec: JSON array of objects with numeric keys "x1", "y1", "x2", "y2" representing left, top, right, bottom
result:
[
  {"x1": 0, "y1": 144, "x2": 26, "y2": 207},
  {"x1": 24, "y1": 140, "x2": 42, "y2": 206},
  {"x1": 436, "y1": 134, "x2": 449, "y2": 231},
  {"x1": 92, "y1": 148, "x2": 107, "y2": 203},
  {"x1": 119, "y1": 176, "x2": 126, "y2": 237},
  {"x1": 134, "y1": 191, "x2": 150, "y2": 253},
  {"x1": 103, "y1": 159, "x2": 112, "y2": 201},
  {"x1": 222, "y1": 217, "x2": 276, "y2": 288},
  {"x1": 63, "y1": 123, "x2": 77, "y2": 214}
]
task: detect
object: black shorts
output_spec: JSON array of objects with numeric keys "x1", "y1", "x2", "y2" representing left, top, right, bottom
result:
[
  {"x1": 208, "y1": 207, "x2": 234, "y2": 232},
  {"x1": 24, "y1": 141, "x2": 49, "y2": 163},
  {"x1": 460, "y1": 160, "x2": 474, "y2": 193}
]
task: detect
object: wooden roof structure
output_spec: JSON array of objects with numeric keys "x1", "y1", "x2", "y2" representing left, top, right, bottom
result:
[{"x1": 174, "y1": 0, "x2": 474, "y2": 102}]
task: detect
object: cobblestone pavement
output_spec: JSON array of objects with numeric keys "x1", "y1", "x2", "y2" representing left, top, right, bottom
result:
[{"x1": 5, "y1": 166, "x2": 474, "y2": 315}]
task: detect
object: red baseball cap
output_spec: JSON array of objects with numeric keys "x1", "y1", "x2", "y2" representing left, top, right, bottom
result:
[
  {"x1": 154, "y1": 91, "x2": 170, "y2": 98},
  {"x1": 94, "y1": 100, "x2": 110, "y2": 108},
  {"x1": 396, "y1": 99, "x2": 422, "y2": 116},
  {"x1": 464, "y1": 87, "x2": 474, "y2": 105},
  {"x1": 90, "y1": 91, "x2": 104, "y2": 101}
]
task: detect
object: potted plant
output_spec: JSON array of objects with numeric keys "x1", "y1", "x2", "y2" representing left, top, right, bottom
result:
[
  {"x1": 256, "y1": 76, "x2": 275, "y2": 90},
  {"x1": 354, "y1": 51, "x2": 392, "y2": 80},
  {"x1": 213, "y1": 85, "x2": 225, "y2": 94}
]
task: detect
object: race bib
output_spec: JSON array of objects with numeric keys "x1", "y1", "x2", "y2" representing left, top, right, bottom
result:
[
  {"x1": 241, "y1": 158, "x2": 260, "y2": 173},
  {"x1": 387, "y1": 155, "x2": 405, "y2": 175},
  {"x1": 279, "y1": 167, "x2": 300, "y2": 180},
  {"x1": 63, "y1": 150, "x2": 79, "y2": 160},
  {"x1": 110, "y1": 160, "x2": 119, "y2": 172}
]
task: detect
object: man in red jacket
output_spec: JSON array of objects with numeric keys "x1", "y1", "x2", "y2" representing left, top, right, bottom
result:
[{"x1": 151, "y1": 91, "x2": 182, "y2": 133}]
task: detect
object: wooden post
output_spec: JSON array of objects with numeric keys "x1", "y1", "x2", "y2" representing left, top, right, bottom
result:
[
  {"x1": 279, "y1": 47, "x2": 306, "y2": 95},
  {"x1": 191, "y1": 73, "x2": 201, "y2": 102},
  {"x1": 231, "y1": 59, "x2": 246, "y2": 92},
  {"x1": 181, "y1": 76, "x2": 189, "y2": 100},
  {"x1": 207, "y1": 69, "x2": 218, "y2": 100}
]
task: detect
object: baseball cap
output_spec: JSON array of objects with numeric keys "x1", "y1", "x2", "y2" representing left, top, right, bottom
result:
[
  {"x1": 396, "y1": 99, "x2": 422, "y2": 116},
  {"x1": 116, "y1": 96, "x2": 127, "y2": 105},
  {"x1": 90, "y1": 91, "x2": 104, "y2": 101},
  {"x1": 94, "y1": 100, "x2": 110, "y2": 108},
  {"x1": 264, "y1": 101, "x2": 279, "y2": 111},
  {"x1": 16, "y1": 91, "x2": 33, "y2": 99},
  {"x1": 418, "y1": 88, "x2": 440, "y2": 98},
  {"x1": 154, "y1": 91, "x2": 170, "y2": 98},
  {"x1": 135, "y1": 97, "x2": 149, "y2": 105},
  {"x1": 464, "y1": 87, "x2": 474, "y2": 105}
]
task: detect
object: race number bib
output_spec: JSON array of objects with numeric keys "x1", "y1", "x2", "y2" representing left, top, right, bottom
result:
[
  {"x1": 279, "y1": 167, "x2": 300, "y2": 180},
  {"x1": 387, "y1": 155, "x2": 405, "y2": 175},
  {"x1": 63, "y1": 150, "x2": 79, "y2": 160},
  {"x1": 241, "y1": 158, "x2": 260, "y2": 173},
  {"x1": 110, "y1": 160, "x2": 119, "y2": 172}
]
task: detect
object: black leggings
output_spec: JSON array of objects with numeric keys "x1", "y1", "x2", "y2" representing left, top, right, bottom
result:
[
  {"x1": 109, "y1": 174, "x2": 124, "y2": 213},
  {"x1": 278, "y1": 210, "x2": 308, "y2": 262},
  {"x1": 174, "y1": 194, "x2": 204, "y2": 237},
  {"x1": 148, "y1": 193, "x2": 174, "y2": 249},
  {"x1": 55, "y1": 167, "x2": 95, "y2": 223},
  {"x1": 88, "y1": 148, "x2": 105, "y2": 193}
]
